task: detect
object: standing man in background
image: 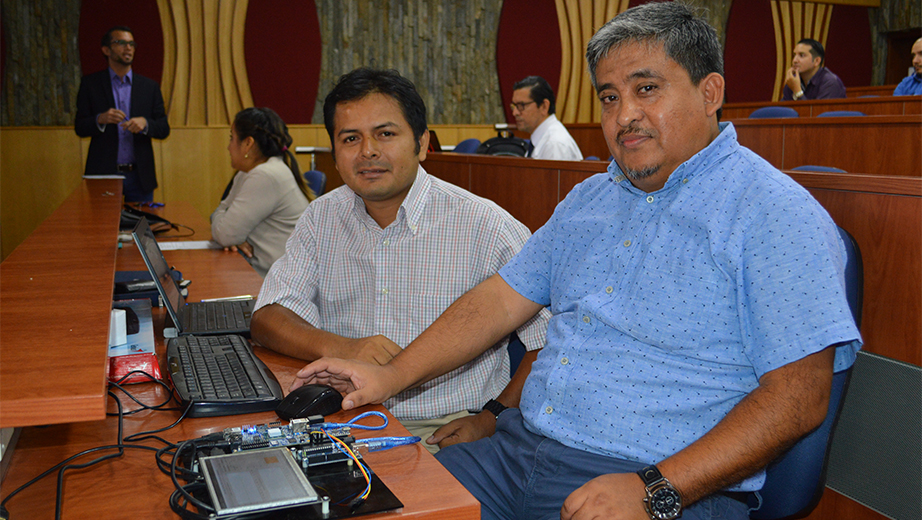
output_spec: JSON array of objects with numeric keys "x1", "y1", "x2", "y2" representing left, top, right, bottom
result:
[
  {"x1": 782, "y1": 38, "x2": 846, "y2": 100},
  {"x1": 75, "y1": 26, "x2": 170, "y2": 202},
  {"x1": 511, "y1": 76, "x2": 583, "y2": 161},
  {"x1": 893, "y1": 37, "x2": 922, "y2": 96}
]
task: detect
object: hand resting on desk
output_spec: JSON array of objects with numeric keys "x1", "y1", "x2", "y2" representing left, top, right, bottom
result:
[{"x1": 224, "y1": 241, "x2": 254, "y2": 258}]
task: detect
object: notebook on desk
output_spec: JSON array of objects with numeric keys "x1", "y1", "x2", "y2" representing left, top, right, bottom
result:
[{"x1": 131, "y1": 217, "x2": 255, "y2": 338}]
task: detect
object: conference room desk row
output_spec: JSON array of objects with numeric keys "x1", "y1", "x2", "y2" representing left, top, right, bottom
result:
[
  {"x1": 721, "y1": 93, "x2": 922, "y2": 120},
  {"x1": 565, "y1": 114, "x2": 922, "y2": 176},
  {"x1": 0, "y1": 181, "x2": 479, "y2": 519}
]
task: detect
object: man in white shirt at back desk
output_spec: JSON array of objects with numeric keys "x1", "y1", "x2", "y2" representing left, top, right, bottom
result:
[{"x1": 511, "y1": 76, "x2": 583, "y2": 161}]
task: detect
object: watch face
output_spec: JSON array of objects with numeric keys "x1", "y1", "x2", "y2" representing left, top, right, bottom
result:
[{"x1": 650, "y1": 487, "x2": 682, "y2": 519}]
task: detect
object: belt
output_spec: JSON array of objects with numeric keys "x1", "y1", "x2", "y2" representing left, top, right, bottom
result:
[{"x1": 116, "y1": 163, "x2": 135, "y2": 172}]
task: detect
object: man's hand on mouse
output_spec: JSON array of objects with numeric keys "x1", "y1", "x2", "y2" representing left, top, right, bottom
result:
[
  {"x1": 346, "y1": 335, "x2": 403, "y2": 366},
  {"x1": 290, "y1": 358, "x2": 405, "y2": 411}
]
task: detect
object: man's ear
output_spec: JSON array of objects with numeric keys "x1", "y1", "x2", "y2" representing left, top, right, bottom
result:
[
  {"x1": 539, "y1": 98, "x2": 551, "y2": 116},
  {"x1": 701, "y1": 72, "x2": 725, "y2": 118},
  {"x1": 417, "y1": 129, "x2": 430, "y2": 162},
  {"x1": 102, "y1": 46, "x2": 111, "y2": 59}
]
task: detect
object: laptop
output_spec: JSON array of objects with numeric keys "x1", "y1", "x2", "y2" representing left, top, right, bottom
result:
[{"x1": 131, "y1": 217, "x2": 255, "y2": 338}]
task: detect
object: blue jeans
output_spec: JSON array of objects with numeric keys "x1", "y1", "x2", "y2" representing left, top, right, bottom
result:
[{"x1": 435, "y1": 409, "x2": 748, "y2": 520}]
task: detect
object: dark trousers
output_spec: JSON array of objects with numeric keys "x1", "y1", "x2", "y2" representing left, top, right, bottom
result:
[{"x1": 435, "y1": 409, "x2": 748, "y2": 520}]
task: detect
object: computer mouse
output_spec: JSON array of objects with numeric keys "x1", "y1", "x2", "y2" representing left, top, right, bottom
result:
[{"x1": 276, "y1": 384, "x2": 343, "y2": 420}]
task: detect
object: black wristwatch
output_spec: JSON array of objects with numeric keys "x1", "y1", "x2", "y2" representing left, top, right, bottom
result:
[
  {"x1": 481, "y1": 399, "x2": 508, "y2": 419},
  {"x1": 636, "y1": 465, "x2": 683, "y2": 520}
]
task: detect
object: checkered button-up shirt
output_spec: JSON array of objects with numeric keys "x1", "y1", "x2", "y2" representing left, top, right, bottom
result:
[{"x1": 257, "y1": 166, "x2": 549, "y2": 420}]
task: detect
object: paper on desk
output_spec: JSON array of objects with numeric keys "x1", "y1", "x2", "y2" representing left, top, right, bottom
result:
[{"x1": 158, "y1": 240, "x2": 223, "y2": 250}]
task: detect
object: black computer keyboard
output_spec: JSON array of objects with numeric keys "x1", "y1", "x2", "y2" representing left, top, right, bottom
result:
[
  {"x1": 167, "y1": 334, "x2": 283, "y2": 417},
  {"x1": 189, "y1": 300, "x2": 250, "y2": 331}
]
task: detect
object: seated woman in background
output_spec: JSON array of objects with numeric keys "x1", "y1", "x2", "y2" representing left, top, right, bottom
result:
[{"x1": 211, "y1": 107, "x2": 314, "y2": 277}]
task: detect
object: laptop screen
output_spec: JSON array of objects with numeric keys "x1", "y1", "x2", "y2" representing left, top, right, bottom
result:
[{"x1": 131, "y1": 217, "x2": 185, "y2": 322}]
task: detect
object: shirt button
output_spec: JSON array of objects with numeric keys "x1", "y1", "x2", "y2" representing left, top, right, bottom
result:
[
  {"x1": 646, "y1": 195, "x2": 654, "y2": 203},
  {"x1": 381, "y1": 288, "x2": 388, "y2": 295},
  {"x1": 582, "y1": 315, "x2": 590, "y2": 324},
  {"x1": 682, "y1": 178, "x2": 689, "y2": 184},
  {"x1": 545, "y1": 406, "x2": 553, "y2": 414},
  {"x1": 410, "y1": 225, "x2": 417, "y2": 232},
  {"x1": 605, "y1": 286, "x2": 613, "y2": 294},
  {"x1": 383, "y1": 238, "x2": 390, "y2": 246},
  {"x1": 561, "y1": 357, "x2": 569, "y2": 365},
  {"x1": 623, "y1": 240, "x2": 631, "y2": 247}
]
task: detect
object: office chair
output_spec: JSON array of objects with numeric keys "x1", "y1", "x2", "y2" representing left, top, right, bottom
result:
[
  {"x1": 817, "y1": 110, "x2": 865, "y2": 117},
  {"x1": 303, "y1": 170, "x2": 327, "y2": 197},
  {"x1": 453, "y1": 138, "x2": 481, "y2": 154},
  {"x1": 748, "y1": 106, "x2": 799, "y2": 119},
  {"x1": 507, "y1": 332, "x2": 526, "y2": 378},
  {"x1": 791, "y1": 165, "x2": 847, "y2": 173},
  {"x1": 748, "y1": 225, "x2": 863, "y2": 519},
  {"x1": 584, "y1": 155, "x2": 600, "y2": 161}
]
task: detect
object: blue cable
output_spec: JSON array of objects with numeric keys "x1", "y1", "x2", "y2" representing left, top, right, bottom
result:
[
  {"x1": 321, "y1": 411, "x2": 388, "y2": 430},
  {"x1": 359, "y1": 436, "x2": 421, "y2": 452}
]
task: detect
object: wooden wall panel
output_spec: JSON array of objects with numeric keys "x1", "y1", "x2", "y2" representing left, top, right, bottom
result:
[{"x1": 729, "y1": 124, "x2": 786, "y2": 169}]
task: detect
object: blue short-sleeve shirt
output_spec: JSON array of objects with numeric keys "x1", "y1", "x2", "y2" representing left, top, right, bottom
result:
[{"x1": 500, "y1": 122, "x2": 862, "y2": 491}]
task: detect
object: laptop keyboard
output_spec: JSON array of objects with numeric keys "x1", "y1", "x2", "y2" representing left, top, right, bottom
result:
[
  {"x1": 189, "y1": 300, "x2": 250, "y2": 331},
  {"x1": 167, "y1": 335, "x2": 283, "y2": 417}
]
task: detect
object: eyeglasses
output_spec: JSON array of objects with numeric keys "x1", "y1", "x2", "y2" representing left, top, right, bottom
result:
[
  {"x1": 110, "y1": 40, "x2": 136, "y2": 48},
  {"x1": 509, "y1": 101, "x2": 536, "y2": 112}
]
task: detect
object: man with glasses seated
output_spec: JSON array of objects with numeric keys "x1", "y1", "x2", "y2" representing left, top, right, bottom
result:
[
  {"x1": 510, "y1": 76, "x2": 583, "y2": 161},
  {"x1": 75, "y1": 26, "x2": 170, "y2": 202}
]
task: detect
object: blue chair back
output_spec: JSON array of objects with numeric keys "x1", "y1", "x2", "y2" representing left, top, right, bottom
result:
[
  {"x1": 584, "y1": 155, "x2": 600, "y2": 161},
  {"x1": 507, "y1": 332, "x2": 526, "y2": 378},
  {"x1": 749, "y1": 106, "x2": 799, "y2": 119},
  {"x1": 817, "y1": 110, "x2": 865, "y2": 117},
  {"x1": 748, "y1": 226, "x2": 862, "y2": 519},
  {"x1": 791, "y1": 165, "x2": 847, "y2": 173},
  {"x1": 454, "y1": 138, "x2": 481, "y2": 154},
  {"x1": 303, "y1": 170, "x2": 327, "y2": 197}
]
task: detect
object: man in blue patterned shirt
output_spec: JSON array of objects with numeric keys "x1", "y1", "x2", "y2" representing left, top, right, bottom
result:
[{"x1": 292, "y1": 4, "x2": 861, "y2": 520}]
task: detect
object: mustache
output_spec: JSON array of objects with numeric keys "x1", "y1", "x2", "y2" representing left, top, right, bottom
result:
[
  {"x1": 617, "y1": 125, "x2": 654, "y2": 142},
  {"x1": 356, "y1": 161, "x2": 389, "y2": 171}
]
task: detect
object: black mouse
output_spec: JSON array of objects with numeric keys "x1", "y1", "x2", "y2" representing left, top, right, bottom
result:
[{"x1": 276, "y1": 384, "x2": 343, "y2": 420}]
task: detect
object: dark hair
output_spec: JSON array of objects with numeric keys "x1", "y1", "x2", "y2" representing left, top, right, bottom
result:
[
  {"x1": 322, "y1": 68, "x2": 428, "y2": 153},
  {"x1": 102, "y1": 26, "x2": 134, "y2": 47},
  {"x1": 586, "y1": 2, "x2": 723, "y2": 91},
  {"x1": 798, "y1": 38, "x2": 825, "y2": 66},
  {"x1": 513, "y1": 76, "x2": 556, "y2": 115},
  {"x1": 233, "y1": 107, "x2": 314, "y2": 201}
]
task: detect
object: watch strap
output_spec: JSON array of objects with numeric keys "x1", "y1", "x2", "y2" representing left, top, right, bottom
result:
[
  {"x1": 637, "y1": 465, "x2": 665, "y2": 487},
  {"x1": 482, "y1": 399, "x2": 508, "y2": 418}
]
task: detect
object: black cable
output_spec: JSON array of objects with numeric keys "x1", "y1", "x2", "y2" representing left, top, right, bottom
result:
[
  {"x1": 107, "y1": 371, "x2": 178, "y2": 416},
  {"x1": 1, "y1": 382, "x2": 184, "y2": 518}
]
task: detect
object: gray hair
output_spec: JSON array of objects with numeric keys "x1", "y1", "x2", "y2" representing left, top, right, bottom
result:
[{"x1": 586, "y1": 2, "x2": 723, "y2": 92}]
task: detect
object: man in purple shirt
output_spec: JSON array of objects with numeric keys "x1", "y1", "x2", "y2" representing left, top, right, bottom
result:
[
  {"x1": 782, "y1": 38, "x2": 846, "y2": 101},
  {"x1": 75, "y1": 26, "x2": 170, "y2": 202}
]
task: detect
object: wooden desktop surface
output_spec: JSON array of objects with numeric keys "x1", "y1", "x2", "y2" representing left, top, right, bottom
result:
[
  {"x1": 0, "y1": 191, "x2": 479, "y2": 519},
  {"x1": 0, "y1": 179, "x2": 123, "y2": 428}
]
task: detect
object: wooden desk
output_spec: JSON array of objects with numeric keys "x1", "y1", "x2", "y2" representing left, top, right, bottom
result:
[
  {"x1": 721, "y1": 95, "x2": 921, "y2": 119},
  {"x1": 564, "y1": 115, "x2": 922, "y2": 176},
  {"x1": 1, "y1": 189, "x2": 479, "y2": 519},
  {"x1": 0, "y1": 180, "x2": 123, "y2": 428}
]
